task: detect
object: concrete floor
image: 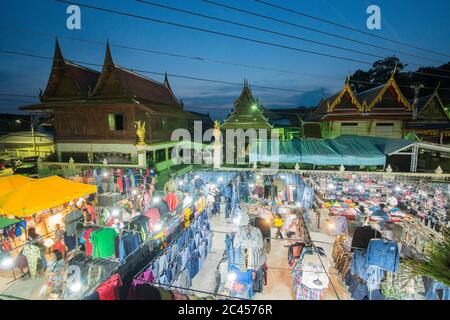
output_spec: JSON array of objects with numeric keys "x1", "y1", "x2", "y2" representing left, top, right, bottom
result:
[{"x1": 190, "y1": 204, "x2": 352, "y2": 300}]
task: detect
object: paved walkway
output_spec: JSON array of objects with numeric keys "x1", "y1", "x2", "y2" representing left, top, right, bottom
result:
[{"x1": 190, "y1": 204, "x2": 352, "y2": 300}]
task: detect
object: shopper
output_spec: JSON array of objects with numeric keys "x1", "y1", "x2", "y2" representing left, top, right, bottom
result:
[
  {"x1": 273, "y1": 213, "x2": 284, "y2": 239},
  {"x1": 213, "y1": 187, "x2": 222, "y2": 216},
  {"x1": 372, "y1": 203, "x2": 389, "y2": 229}
]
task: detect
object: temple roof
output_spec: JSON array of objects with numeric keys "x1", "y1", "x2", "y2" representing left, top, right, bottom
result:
[
  {"x1": 221, "y1": 81, "x2": 272, "y2": 129},
  {"x1": 40, "y1": 39, "x2": 100, "y2": 102},
  {"x1": 310, "y1": 70, "x2": 413, "y2": 121},
  {"x1": 358, "y1": 69, "x2": 412, "y2": 112},
  {"x1": 413, "y1": 86, "x2": 450, "y2": 122},
  {"x1": 90, "y1": 43, "x2": 181, "y2": 106}
]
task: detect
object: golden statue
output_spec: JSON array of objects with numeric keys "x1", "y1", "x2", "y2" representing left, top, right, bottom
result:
[{"x1": 135, "y1": 120, "x2": 147, "y2": 146}]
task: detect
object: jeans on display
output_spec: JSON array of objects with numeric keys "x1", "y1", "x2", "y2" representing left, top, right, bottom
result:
[
  {"x1": 225, "y1": 200, "x2": 231, "y2": 219},
  {"x1": 425, "y1": 281, "x2": 450, "y2": 300},
  {"x1": 351, "y1": 249, "x2": 368, "y2": 279},
  {"x1": 366, "y1": 239, "x2": 400, "y2": 273}
]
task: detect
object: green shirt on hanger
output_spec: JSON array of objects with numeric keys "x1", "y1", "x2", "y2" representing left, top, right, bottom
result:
[{"x1": 91, "y1": 228, "x2": 118, "y2": 259}]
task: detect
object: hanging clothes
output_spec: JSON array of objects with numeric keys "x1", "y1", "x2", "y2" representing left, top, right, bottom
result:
[
  {"x1": 164, "y1": 192, "x2": 178, "y2": 212},
  {"x1": 91, "y1": 228, "x2": 118, "y2": 259},
  {"x1": 22, "y1": 243, "x2": 43, "y2": 278},
  {"x1": 96, "y1": 273, "x2": 122, "y2": 300}
]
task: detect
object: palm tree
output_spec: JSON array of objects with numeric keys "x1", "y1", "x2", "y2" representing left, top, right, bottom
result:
[{"x1": 404, "y1": 231, "x2": 450, "y2": 287}]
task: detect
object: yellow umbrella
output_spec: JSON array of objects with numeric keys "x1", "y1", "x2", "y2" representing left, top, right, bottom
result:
[
  {"x1": 0, "y1": 175, "x2": 35, "y2": 197},
  {"x1": 0, "y1": 176, "x2": 97, "y2": 217}
]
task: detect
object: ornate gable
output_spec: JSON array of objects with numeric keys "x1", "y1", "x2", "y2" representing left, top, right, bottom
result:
[
  {"x1": 326, "y1": 78, "x2": 363, "y2": 113},
  {"x1": 363, "y1": 68, "x2": 412, "y2": 112},
  {"x1": 418, "y1": 88, "x2": 450, "y2": 121}
]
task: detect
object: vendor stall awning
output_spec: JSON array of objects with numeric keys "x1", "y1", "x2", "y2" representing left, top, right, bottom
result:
[
  {"x1": 0, "y1": 176, "x2": 97, "y2": 217},
  {"x1": 250, "y1": 138, "x2": 386, "y2": 166},
  {"x1": 0, "y1": 217, "x2": 20, "y2": 229},
  {"x1": 0, "y1": 175, "x2": 35, "y2": 197}
]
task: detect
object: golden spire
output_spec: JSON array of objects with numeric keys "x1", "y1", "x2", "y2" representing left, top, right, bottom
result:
[
  {"x1": 213, "y1": 119, "x2": 221, "y2": 129},
  {"x1": 390, "y1": 63, "x2": 398, "y2": 80}
]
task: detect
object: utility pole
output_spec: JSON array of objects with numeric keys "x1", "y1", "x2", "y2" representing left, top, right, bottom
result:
[{"x1": 411, "y1": 83, "x2": 424, "y2": 120}]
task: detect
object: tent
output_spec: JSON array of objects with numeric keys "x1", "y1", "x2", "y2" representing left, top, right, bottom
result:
[
  {"x1": 0, "y1": 176, "x2": 97, "y2": 217},
  {"x1": 250, "y1": 138, "x2": 386, "y2": 166},
  {"x1": 334, "y1": 135, "x2": 415, "y2": 156},
  {"x1": 0, "y1": 175, "x2": 35, "y2": 197},
  {"x1": 0, "y1": 217, "x2": 20, "y2": 229},
  {"x1": 327, "y1": 138, "x2": 386, "y2": 166}
]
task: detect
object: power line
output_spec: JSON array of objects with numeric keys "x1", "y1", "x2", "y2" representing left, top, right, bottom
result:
[
  {"x1": 0, "y1": 49, "x2": 317, "y2": 94},
  {"x1": 1, "y1": 28, "x2": 450, "y2": 90},
  {"x1": 253, "y1": 0, "x2": 450, "y2": 59},
  {"x1": 201, "y1": 0, "x2": 449, "y2": 67},
  {"x1": 50, "y1": 0, "x2": 375, "y2": 66},
  {"x1": 137, "y1": 0, "x2": 449, "y2": 71},
  {"x1": 48, "y1": 0, "x2": 450, "y2": 80}
]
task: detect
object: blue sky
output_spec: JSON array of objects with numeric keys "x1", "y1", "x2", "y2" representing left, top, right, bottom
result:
[{"x1": 1, "y1": 0, "x2": 449, "y2": 120}]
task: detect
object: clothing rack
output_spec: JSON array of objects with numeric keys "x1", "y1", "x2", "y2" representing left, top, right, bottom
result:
[
  {"x1": 138, "y1": 279, "x2": 245, "y2": 300},
  {"x1": 134, "y1": 202, "x2": 213, "y2": 278}
]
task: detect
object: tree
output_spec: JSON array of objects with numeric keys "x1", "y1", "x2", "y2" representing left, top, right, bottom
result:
[{"x1": 351, "y1": 56, "x2": 407, "y2": 93}]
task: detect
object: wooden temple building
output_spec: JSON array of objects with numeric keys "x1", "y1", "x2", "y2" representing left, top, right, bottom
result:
[
  {"x1": 20, "y1": 40, "x2": 212, "y2": 168},
  {"x1": 307, "y1": 69, "x2": 450, "y2": 143}
]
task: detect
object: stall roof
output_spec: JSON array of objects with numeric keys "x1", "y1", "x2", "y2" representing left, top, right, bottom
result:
[
  {"x1": 0, "y1": 217, "x2": 20, "y2": 229},
  {"x1": 327, "y1": 138, "x2": 386, "y2": 166},
  {"x1": 0, "y1": 176, "x2": 97, "y2": 217},
  {"x1": 0, "y1": 175, "x2": 35, "y2": 197},
  {"x1": 249, "y1": 138, "x2": 386, "y2": 166},
  {"x1": 334, "y1": 135, "x2": 416, "y2": 155}
]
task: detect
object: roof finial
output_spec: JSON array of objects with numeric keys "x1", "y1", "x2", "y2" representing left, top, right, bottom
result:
[
  {"x1": 54, "y1": 38, "x2": 64, "y2": 62},
  {"x1": 104, "y1": 39, "x2": 114, "y2": 67},
  {"x1": 435, "y1": 81, "x2": 441, "y2": 92},
  {"x1": 346, "y1": 73, "x2": 351, "y2": 84},
  {"x1": 164, "y1": 71, "x2": 169, "y2": 85},
  {"x1": 390, "y1": 63, "x2": 398, "y2": 80}
]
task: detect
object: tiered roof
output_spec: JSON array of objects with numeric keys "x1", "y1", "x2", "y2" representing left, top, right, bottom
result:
[
  {"x1": 22, "y1": 40, "x2": 211, "y2": 124},
  {"x1": 40, "y1": 39, "x2": 99, "y2": 102},
  {"x1": 90, "y1": 43, "x2": 180, "y2": 106},
  {"x1": 221, "y1": 81, "x2": 272, "y2": 129},
  {"x1": 310, "y1": 68, "x2": 413, "y2": 121}
]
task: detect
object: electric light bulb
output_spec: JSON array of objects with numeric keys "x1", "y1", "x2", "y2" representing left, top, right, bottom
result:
[
  {"x1": 68, "y1": 281, "x2": 82, "y2": 292},
  {"x1": 0, "y1": 256, "x2": 14, "y2": 269},
  {"x1": 227, "y1": 272, "x2": 237, "y2": 281}
]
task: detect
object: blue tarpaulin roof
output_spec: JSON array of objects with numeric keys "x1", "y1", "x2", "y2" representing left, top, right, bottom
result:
[
  {"x1": 334, "y1": 135, "x2": 415, "y2": 155},
  {"x1": 250, "y1": 137, "x2": 388, "y2": 166}
]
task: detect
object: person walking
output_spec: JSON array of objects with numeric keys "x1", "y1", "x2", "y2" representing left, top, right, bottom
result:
[{"x1": 273, "y1": 213, "x2": 284, "y2": 239}]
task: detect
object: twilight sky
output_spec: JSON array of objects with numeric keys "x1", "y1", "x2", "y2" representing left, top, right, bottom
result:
[{"x1": 0, "y1": 0, "x2": 449, "y2": 120}]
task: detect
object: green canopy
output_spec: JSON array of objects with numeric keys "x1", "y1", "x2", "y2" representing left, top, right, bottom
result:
[
  {"x1": 334, "y1": 135, "x2": 415, "y2": 155},
  {"x1": 0, "y1": 217, "x2": 20, "y2": 229},
  {"x1": 250, "y1": 137, "x2": 386, "y2": 166}
]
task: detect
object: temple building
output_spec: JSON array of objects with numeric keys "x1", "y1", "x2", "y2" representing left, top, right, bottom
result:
[
  {"x1": 404, "y1": 85, "x2": 450, "y2": 144},
  {"x1": 308, "y1": 69, "x2": 413, "y2": 139},
  {"x1": 221, "y1": 81, "x2": 273, "y2": 130},
  {"x1": 20, "y1": 40, "x2": 211, "y2": 171}
]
